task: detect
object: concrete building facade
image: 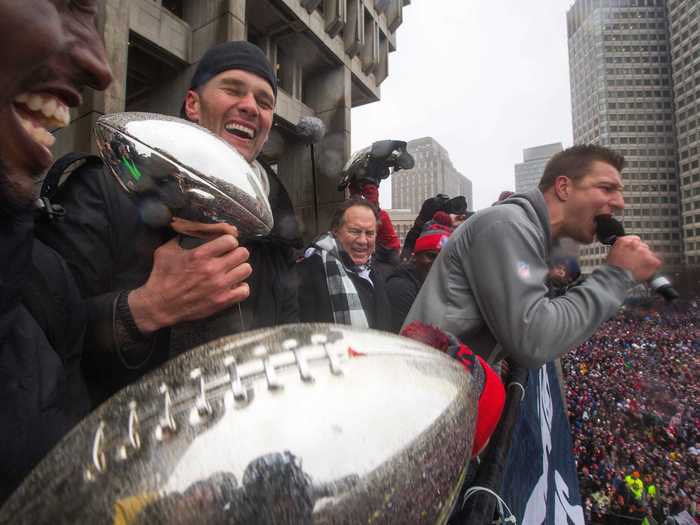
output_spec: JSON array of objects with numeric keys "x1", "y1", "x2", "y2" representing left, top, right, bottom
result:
[
  {"x1": 567, "y1": 0, "x2": 683, "y2": 272},
  {"x1": 668, "y1": 0, "x2": 700, "y2": 266},
  {"x1": 514, "y1": 142, "x2": 563, "y2": 193},
  {"x1": 54, "y1": 0, "x2": 409, "y2": 240},
  {"x1": 390, "y1": 136, "x2": 472, "y2": 214}
]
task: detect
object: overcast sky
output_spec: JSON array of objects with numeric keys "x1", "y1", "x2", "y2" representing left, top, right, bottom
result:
[{"x1": 351, "y1": 0, "x2": 576, "y2": 210}]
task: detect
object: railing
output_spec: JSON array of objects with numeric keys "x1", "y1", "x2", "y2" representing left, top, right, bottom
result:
[{"x1": 451, "y1": 361, "x2": 529, "y2": 524}]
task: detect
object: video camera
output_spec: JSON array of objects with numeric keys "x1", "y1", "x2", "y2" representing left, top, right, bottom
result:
[
  {"x1": 337, "y1": 140, "x2": 415, "y2": 191},
  {"x1": 430, "y1": 194, "x2": 470, "y2": 217}
]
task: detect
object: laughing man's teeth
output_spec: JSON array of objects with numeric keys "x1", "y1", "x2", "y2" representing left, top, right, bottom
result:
[
  {"x1": 13, "y1": 92, "x2": 67, "y2": 151},
  {"x1": 19, "y1": 115, "x2": 56, "y2": 149},
  {"x1": 41, "y1": 97, "x2": 57, "y2": 119},
  {"x1": 26, "y1": 95, "x2": 43, "y2": 112},
  {"x1": 225, "y1": 122, "x2": 255, "y2": 139},
  {"x1": 13, "y1": 93, "x2": 71, "y2": 128}
]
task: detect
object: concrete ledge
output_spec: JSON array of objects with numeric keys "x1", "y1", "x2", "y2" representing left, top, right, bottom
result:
[
  {"x1": 276, "y1": 89, "x2": 314, "y2": 126},
  {"x1": 129, "y1": 0, "x2": 192, "y2": 62}
]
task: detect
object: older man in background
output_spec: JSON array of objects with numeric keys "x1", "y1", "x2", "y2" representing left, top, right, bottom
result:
[{"x1": 297, "y1": 197, "x2": 391, "y2": 330}]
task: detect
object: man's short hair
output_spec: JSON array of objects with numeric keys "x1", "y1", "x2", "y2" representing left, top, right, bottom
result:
[
  {"x1": 330, "y1": 197, "x2": 380, "y2": 231},
  {"x1": 538, "y1": 145, "x2": 626, "y2": 191}
]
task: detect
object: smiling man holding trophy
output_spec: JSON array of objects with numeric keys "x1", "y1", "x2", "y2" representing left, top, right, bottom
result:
[{"x1": 36, "y1": 41, "x2": 301, "y2": 407}]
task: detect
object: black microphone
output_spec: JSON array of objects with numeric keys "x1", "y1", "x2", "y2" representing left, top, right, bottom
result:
[
  {"x1": 595, "y1": 215, "x2": 679, "y2": 301},
  {"x1": 296, "y1": 116, "x2": 327, "y2": 232}
]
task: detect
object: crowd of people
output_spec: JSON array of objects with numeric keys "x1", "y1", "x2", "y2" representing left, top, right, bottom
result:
[{"x1": 563, "y1": 300, "x2": 699, "y2": 524}]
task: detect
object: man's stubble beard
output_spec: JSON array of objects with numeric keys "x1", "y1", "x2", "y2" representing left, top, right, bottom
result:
[{"x1": 0, "y1": 159, "x2": 37, "y2": 219}]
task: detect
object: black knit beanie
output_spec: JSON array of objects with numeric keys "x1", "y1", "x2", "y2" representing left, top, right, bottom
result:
[
  {"x1": 181, "y1": 41, "x2": 277, "y2": 118},
  {"x1": 190, "y1": 41, "x2": 277, "y2": 95}
]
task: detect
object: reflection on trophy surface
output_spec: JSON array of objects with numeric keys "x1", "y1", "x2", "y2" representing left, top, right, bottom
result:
[
  {"x1": 93, "y1": 112, "x2": 273, "y2": 237},
  {"x1": 0, "y1": 325, "x2": 477, "y2": 524}
]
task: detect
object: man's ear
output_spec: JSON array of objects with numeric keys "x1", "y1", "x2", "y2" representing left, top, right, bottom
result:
[
  {"x1": 184, "y1": 90, "x2": 200, "y2": 122},
  {"x1": 553, "y1": 175, "x2": 571, "y2": 201}
]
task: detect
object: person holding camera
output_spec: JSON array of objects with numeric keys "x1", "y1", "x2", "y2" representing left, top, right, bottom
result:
[{"x1": 400, "y1": 194, "x2": 470, "y2": 260}]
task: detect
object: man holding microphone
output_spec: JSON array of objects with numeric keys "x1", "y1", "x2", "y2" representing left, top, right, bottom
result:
[{"x1": 404, "y1": 144, "x2": 662, "y2": 368}]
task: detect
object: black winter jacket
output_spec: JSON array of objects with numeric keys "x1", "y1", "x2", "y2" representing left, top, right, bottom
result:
[
  {"x1": 296, "y1": 254, "x2": 392, "y2": 331},
  {"x1": 400, "y1": 225, "x2": 421, "y2": 261},
  {"x1": 371, "y1": 243, "x2": 400, "y2": 284},
  {"x1": 35, "y1": 155, "x2": 301, "y2": 406},
  {"x1": 384, "y1": 263, "x2": 423, "y2": 334},
  {"x1": 0, "y1": 212, "x2": 88, "y2": 502}
]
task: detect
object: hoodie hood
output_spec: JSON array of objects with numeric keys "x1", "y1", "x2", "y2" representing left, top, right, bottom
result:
[{"x1": 493, "y1": 188, "x2": 552, "y2": 259}]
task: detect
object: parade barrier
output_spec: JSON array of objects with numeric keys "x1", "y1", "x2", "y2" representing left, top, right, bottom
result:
[
  {"x1": 500, "y1": 362, "x2": 585, "y2": 524},
  {"x1": 455, "y1": 360, "x2": 586, "y2": 525},
  {"x1": 454, "y1": 361, "x2": 528, "y2": 524}
]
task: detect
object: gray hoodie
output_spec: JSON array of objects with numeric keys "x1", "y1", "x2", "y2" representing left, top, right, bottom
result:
[{"x1": 403, "y1": 189, "x2": 635, "y2": 368}]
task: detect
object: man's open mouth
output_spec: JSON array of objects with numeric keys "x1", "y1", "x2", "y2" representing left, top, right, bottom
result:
[
  {"x1": 224, "y1": 121, "x2": 256, "y2": 140},
  {"x1": 12, "y1": 92, "x2": 71, "y2": 151}
]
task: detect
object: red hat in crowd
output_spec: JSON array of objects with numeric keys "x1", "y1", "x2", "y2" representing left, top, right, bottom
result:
[
  {"x1": 498, "y1": 191, "x2": 514, "y2": 202},
  {"x1": 401, "y1": 321, "x2": 505, "y2": 456},
  {"x1": 413, "y1": 211, "x2": 452, "y2": 254}
]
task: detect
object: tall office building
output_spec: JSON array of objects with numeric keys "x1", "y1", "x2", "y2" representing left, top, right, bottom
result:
[
  {"x1": 668, "y1": 0, "x2": 700, "y2": 266},
  {"x1": 52, "y1": 0, "x2": 410, "y2": 239},
  {"x1": 391, "y1": 137, "x2": 473, "y2": 214},
  {"x1": 514, "y1": 143, "x2": 563, "y2": 193},
  {"x1": 567, "y1": 0, "x2": 682, "y2": 272}
]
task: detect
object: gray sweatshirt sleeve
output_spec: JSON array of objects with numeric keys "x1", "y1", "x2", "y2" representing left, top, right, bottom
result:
[{"x1": 462, "y1": 218, "x2": 635, "y2": 368}]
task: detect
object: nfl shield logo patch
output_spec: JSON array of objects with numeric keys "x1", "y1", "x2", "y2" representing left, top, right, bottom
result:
[{"x1": 517, "y1": 261, "x2": 530, "y2": 280}]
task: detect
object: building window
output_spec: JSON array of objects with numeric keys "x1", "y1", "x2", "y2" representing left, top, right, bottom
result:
[{"x1": 161, "y1": 0, "x2": 184, "y2": 19}]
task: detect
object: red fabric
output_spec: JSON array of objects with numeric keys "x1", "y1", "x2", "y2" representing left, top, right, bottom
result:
[
  {"x1": 348, "y1": 181, "x2": 379, "y2": 205},
  {"x1": 472, "y1": 354, "x2": 505, "y2": 456},
  {"x1": 400, "y1": 322, "x2": 450, "y2": 351},
  {"x1": 431, "y1": 211, "x2": 452, "y2": 227},
  {"x1": 413, "y1": 231, "x2": 449, "y2": 253},
  {"x1": 359, "y1": 183, "x2": 379, "y2": 205},
  {"x1": 400, "y1": 321, "x2": 506, "y2": 457},
  {"x1": 412, "y1": 212, "x2": 452, "y2": 254},
  {"x1": 378, "y1": 209, "x2": 400, "y2": 251},
  {"x1": 449, "y1": 344, "x2": 506, "y2": 455},
  {"x1": 498, "y1": 191, "x2": 514, "y2": 202}
]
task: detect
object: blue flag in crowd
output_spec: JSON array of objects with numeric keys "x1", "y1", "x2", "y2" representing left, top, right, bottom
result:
[{"x1": 501, "y1": 362, "x2": 585, "y2": 525}]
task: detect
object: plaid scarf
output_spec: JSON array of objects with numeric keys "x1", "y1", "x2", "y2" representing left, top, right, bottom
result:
[{"x1": 307, "y1": 233, "x2": 371, "y2": 328}]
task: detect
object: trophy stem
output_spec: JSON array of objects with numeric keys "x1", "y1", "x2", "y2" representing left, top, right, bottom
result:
[{"x1": 237, "y1": 304, "x2": 246, "y2": 331}]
